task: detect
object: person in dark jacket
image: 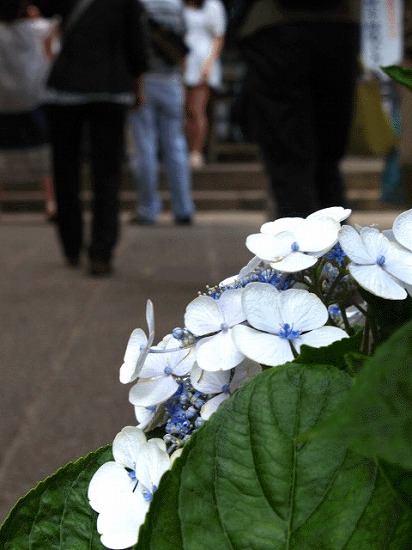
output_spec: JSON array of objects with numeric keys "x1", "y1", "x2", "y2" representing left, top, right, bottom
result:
[
  {"x1": 34, "y1": 0, "x2": 148, "y2": 275},
  {"x1": 231, "y1": 0, "x2": 360, "y2": 219}
]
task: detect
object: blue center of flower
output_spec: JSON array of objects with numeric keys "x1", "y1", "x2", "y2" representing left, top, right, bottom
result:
[
  {"x1": 128, "y1": 463, "x2": 138, "y2": 490},
  {"x1": 164, "y1": 366, "x2": 173, "y2": 375},
  {"x1": 142, "y1": 485, "x2": 157, "y2": 501},
  {"x1": 376, "y1": 255, "x2": 386, "y2": 266},
  {"x1": 220, "y1": 322, "x2": 229, "y2": 332},
  {"x1": 221, "y1": 384, "x2": 230, "y2": 393},
  {"x1": 291, "y1": 242, "x2": 299, "y2": 252},
  {"x1": 278, "y1": 323, "x2": 301, "y2": 340}
]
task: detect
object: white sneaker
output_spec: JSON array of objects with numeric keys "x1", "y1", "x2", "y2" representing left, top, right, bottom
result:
[{"x1": 189, "y1": 151, "x2": 205, "y2": 169}]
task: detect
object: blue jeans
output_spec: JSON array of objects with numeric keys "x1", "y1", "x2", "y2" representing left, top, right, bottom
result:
[{"x1": 129, "y1": 74, "x2": 194, "y2": 222}]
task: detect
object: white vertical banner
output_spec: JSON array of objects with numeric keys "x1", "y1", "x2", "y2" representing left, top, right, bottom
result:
[{"x1": 361, "y1": 0, "x2": 403, "y2": 76}]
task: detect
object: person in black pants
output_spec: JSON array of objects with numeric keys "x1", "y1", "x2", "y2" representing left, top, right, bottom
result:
[
  {"x1": 232, "y1": 1, "x2": 360, "y2": 219},
  {"x1": 35, "y1": 0, "x2": 148, "y2": 275}
]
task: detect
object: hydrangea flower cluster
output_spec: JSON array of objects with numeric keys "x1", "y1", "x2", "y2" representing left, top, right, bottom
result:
[{"x1": 89, "y1": 207, "x2": 412, "y2": 549}]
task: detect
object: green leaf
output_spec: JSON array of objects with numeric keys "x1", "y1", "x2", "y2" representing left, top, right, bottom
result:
[
  {"x1": 382, "y1": 65, "x2": 412, "y2": 93},
  {"x1": 296, "y1": 329, "x2": 363, "y2": 370},
  {"x1": 0, "y1": 445, "x2": 112, "y2": 549},
  {"x1": 314, "y1": 318, "x2": 412, "y2": 470},
  {"x1": 136, "y1": 364, "x2": 412, "y2": 549}
]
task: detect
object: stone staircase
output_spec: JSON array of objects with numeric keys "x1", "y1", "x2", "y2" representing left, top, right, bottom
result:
[{"x1": 1, "y1": 155, "x2": 388, "y2": 214}]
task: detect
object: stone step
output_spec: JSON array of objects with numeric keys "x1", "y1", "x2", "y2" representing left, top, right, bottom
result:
[{"x1": 1, "y1": 156, "x2": 387, "y2": 212}]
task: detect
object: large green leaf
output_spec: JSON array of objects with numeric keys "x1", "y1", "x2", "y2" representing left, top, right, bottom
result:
[
  {"x1": 136, "y1": 364, "x2": 412, "y2": 549},
  {"x1": 0, "y1": 445, "x2": 112, "y2": 549},
  {"x1": 314, "y1": 318, "x2": 412, "y2": 470},
  {"x1": 382, "y1": 65, "x2": 412, "y2": 93},
  {"x1": 296, "y1": 329, "x2": 363, "y2": 370}
]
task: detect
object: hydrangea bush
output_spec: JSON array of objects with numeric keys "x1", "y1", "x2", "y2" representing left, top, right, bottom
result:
[{"x1": 1, "y1": 205, "x2": 412, "y2": 549}]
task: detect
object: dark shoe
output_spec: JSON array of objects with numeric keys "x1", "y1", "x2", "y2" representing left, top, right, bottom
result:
[
  {"x1": 66, "y1": 255, "x2": 80, "y2": 267},
  {"x1": 89, "y1": 259, "x2": 113, "y2": 277},
  {"x1": 175, "y1": 216, "x2": 193, "y2": 226},
  {"x1": 129, "y1": 215, "x2": 156, "y2": 226}
]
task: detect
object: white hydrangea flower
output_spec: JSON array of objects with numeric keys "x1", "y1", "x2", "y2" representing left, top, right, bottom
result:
[
  {"x1": 120, "y1": 300, "x2": 155, "y2": 384},
  {"x1": 307, "y1": 206, "x2": 352, "y2": 222},
  {"x1": 190, "y1": 358, "x2": 262, "y2": 420},
  {"x1": 392, "y1": 209, "x2": 412, "y2": 251},
  {"x1": 339, "y1": 224, "x2": 412, "y2": 300},
  {"x1": 88, "y1": 426, "x2": 176, "y2": 549},
  {"x1": 232, "y1": 283, "x2": 348, "y2": 367},
  {"x1": 246, "y1": 215, "x2": 341, "y2": 272},
  {"x1": 184, "y1": 289, "x2": 246, "y2": 371},
  {"x1": 128, "y1": 336, "x2": 195, "y2": 408}
]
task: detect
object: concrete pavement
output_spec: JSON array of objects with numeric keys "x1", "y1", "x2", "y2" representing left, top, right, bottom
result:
[{"x1": 0, "y1": 207, "x2": 404, "y2": 523}]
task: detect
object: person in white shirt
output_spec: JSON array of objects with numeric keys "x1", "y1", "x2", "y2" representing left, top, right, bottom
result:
[{"x1": 183, "y1": 0, "x2": 226, "y2": 168}]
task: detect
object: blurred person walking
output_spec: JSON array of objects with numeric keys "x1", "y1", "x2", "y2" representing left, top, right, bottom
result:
[
  {"x1": 34, "y1": 0, "x2": 148, "y2": 276},
  {"x1": 0, "y1": 0, "x2": 57, "y2": 222},
  {"x1": 183, "y1": 0, "x2": 226, "y2": 168},
  {"x1": 128, "y1": 0, "x2": 195, "y2": 226},
  {"x1": 230, "y1": 0, "x2": 360, "y2": 218}
]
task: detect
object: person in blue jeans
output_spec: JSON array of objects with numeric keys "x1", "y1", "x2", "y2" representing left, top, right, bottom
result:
[{"x1": 129, "y1": 0, "x2": 195, "y2": 226}]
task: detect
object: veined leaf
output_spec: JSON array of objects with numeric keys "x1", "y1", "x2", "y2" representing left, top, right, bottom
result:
[
  {"x1": 314, "y1": 318, "x2": 412, "y2": 470},
  {"x1": 136, "y1": 364, "x2": 412, "y2": 549},
  {"x1": 0, "y1": 445, "x2": 112, "y2": 549}
]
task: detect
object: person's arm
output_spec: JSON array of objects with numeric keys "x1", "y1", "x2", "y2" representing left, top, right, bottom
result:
[
  {"x1": 200, "y1": 34, "x2": 225, "y2": 81},
  {"x1": 200, "y1": 0, "x2": 226, "y2": 82}
]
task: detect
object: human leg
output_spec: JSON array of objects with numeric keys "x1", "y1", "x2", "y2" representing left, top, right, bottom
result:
[
  {"x1": 156, "y1": 77, "x2": 194, "y2": 222},
  {"x1": 129, "y1": 88, "x2": 161, "y2": 223},
  {"x1": 87, "y1": 102, "x2": 127, "y2": 265},
  {"x1": 312, "y1": 22, "x2": 359, "y2": 209},
  {"x1": 239, "y1": 24, "x2": 320, "y2": 218},
  {"x1": 45, "y1": 103, "x2": 84, "y2": 263},
  {"x1": 185, "y1": 84, "x2": 210, "y2": 166},
  {"x1": 40, "y1": 174, "x2": 57, "y2": 221}
]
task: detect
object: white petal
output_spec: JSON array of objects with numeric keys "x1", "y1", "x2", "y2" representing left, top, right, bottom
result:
[
  {"x1": 278, "y1": 289, "x2": 328, "y2": 332},
  {"x1": 196, "y1": 330, "x2": 245, "y2": 371},
  {"x1": 359, "y1": 227, "x2": 391, "y2": 260},
  {"x1": 138, "y1": 350, "x2": 168, "y2": 378},
  {"x1": 242, "y1": 282, "x2": 280, "y2": 333},
  {"x1": 201, "y1": 393, "x2": 230, "y2": 420},
  {"x1": 339, "y1": 225, "x2": 374, "y2": 264},
  {"x1": 146, "y1": 299, "x2": 155, "y2": 341},
  {"x1": 129, "y1": 376, "x2": 178, "y2": 407},
  {"x1": 393, "y1": 209, "x2": 412, "y2": 251},
  {"x1": 260, "y1": 217, "x2": 303, "y2": 235},
  {"x1": 217, "y1": 288, "x2": 246, "y2": 326},
  {"x1": 136, "y1": 439, "x2": 171, "y2": 492},
  {"x1": 270, "y1": 251, "x2": 318, "y2": 272},
  {"x1": 307, "y1": 206, "x2": 351, "y2": 222},
  {"x1": 112, "y1": 426, "x2": 147, "y2": 467},
  {"x1": 88, "y1": 462, "x2": 133, "y2": 510},
  {"x1": 184, "y1": 295, "x2": 222, "y2": 335},
  {"x1": 246, "y1": 232, "x2": 293, "y2": 262},
  {"x1": 134, "y1": 405, "x2": 156, "y2": 430},
  {"x1": 96, "y1": 491, "x2": 148, "y2": 550},
  {"x1": 190, "y1": 362, "x2": 229, "y2": 394},
  {"x1": 296, "y1": 326, "x2": 348, "y2": 352},
  {"x1": 230, "y1": 358, "x2": 262, "y2": 391},
  {"x1": 232, "y1": 325, "x2": 293, "y2": 367},
  {"x1": 384, "y1": 246, "x2": 412, "y2": 285},
  {"x1": 120, "y1": 328, "x2": 148, "y2": 384},
  {"x1": 172, "y1": 347, "x2": 196, "y2": 377},
  {"x1": 236, "y1": 256, "x2": 262, "y2": 279},
  {"x1": 293, "y1": 216, "x2": 340, "y2": 253},
  {"x1": 349, "y1": 264, "x2": 407, "y2": 300}
]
